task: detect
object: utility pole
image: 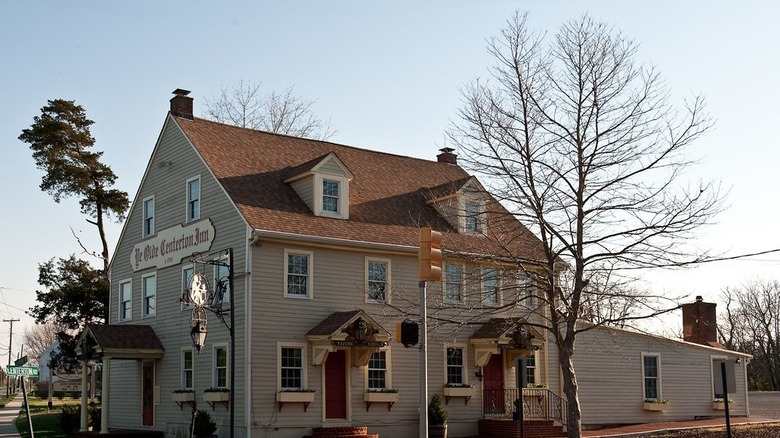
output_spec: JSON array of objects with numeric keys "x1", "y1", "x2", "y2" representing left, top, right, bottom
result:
[{"x1": 4, "y1": 319, "x2": 19, "y2": 396}]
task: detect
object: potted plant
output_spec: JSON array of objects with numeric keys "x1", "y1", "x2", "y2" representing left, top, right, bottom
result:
[
  {"x1": 428, "y1": 394, "x2": 448, "y2": 438},
  {"x1": 193, "y1": 409, "x2": 217, "y2": 438}
]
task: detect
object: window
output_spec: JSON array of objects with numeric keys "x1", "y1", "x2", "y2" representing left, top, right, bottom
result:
[
  {"x1": 186, "y1": 176, "x2": 200, "y2": 222},
  {"x1": 181, "y1": 266, "x2": 193, "y2": 310},
  {"x1": 444, "y1": 263, "x2": 463, "y2": 303},
  {"x1": 214, "y1": 345, "x2": 228, "y2": 388},
  {"x1": 118, "y1": 280, "x2": 132, "y2": 321},
  {"x1": 525, "y1": 354, "x2": 536, "y2": 386},
  {"x1": 280, "y1": 346, "x2": 304, "y2": 390},
  {"x1": 366, "y1": 258, "x2": 389, "y2": 303},
  {"x1": 464, "y1": 201, "x2": 481, "y2": 232},
  {"x1": 712, "y1": 357, "x2": 736, "y2": 399},
  {"x1": 482, "y1": 268, "x2": 499, "y2": 307},
  {"x1": 446, "y1": 347, "x2": 465, "y2": 385},
  {"x1": 322, "y1": 180, "x2": 339, "y2": 213},
  {"x1": 142, "y1": 273, "x2": 156, "y2": 318},
  {"x1": 142, "y1": 196, "x2": 154, "y2": 237},
  {"x1": 182, "y1": 349, "x2": 193, "y2": 390},
  {"x1": 367, "y1": 350, "x2": 389, "y2": 390},
  {"x1": 214, "y1": 262, "x2": 230, "y2": 304},
  {"x1": 285, "y1": 250, "x2": 312, "y2": 298},
  {"x1": 642, "y1": 354, "x2": 661, "y2": 400},
  {"x1": 518, "y1": 270, "x2": 534, "y2": 307}
]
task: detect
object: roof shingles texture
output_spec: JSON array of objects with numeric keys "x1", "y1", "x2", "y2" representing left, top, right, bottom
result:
[
  {"x1": 86, "y1": 323, "x2": 164, "y2": 351},
  {"x1": 175, "y1": 116, "x2": 545, "y2": 260}
]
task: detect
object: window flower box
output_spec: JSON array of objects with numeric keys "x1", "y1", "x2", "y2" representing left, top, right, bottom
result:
[
  {"x1": 643, "y1": 400, "x2": 669, "y2": 412},
  {"x1": 364, "y1": 389, "x2": 398, "y2": 411},
  {"x1": 276, "y1": 390, "x2": 315, "y2": 412},
  {"x1": 172, "y1": 390, "x2": 195, "y2": 402},
  {"x1": 712, "y1": 399, "x2": 733, "y2": 410},
  {"x1": 276, "y1": 390, "x2": 316, "y2": 403},
  {"x1": 443, "y1": 384, "x2": 474, "y2": 405},
  {"x1": 204, "y1": 388, "x2": 230, "y2": 410}
]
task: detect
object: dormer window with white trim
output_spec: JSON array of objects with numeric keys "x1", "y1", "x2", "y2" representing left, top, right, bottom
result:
[
  {"x1": 322, "y1": 180, "x2": 340, "y2": 213},
  {"x1": 464, "y1": 201, "x2": 481, "y2": 233}
]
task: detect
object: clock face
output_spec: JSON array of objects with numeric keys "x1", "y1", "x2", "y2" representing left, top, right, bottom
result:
[{"x1": 189, "y1": 272, "x2": 209, "y2": 305}]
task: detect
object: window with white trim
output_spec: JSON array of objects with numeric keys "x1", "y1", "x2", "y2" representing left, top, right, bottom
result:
[
  {"x1": 142, "y1": 273, "x2": 156, "y2": 318},
  {"x1": 482, "y1": 268, "x2": 499, "y2": 307},
  {"x1": 186, "y1": 176, "x2": 200, "y2": 222},
  {"x1": 119, "y1": 280, "x2": 132, "y2": 321},
  {"x1": 322, "y1": 180, "x2": 340, "y2": 213},
  {"x1": 518, "y1": 270, "x2": 534, "y2": 307},
  {"x1": 367, "y1": 349, "x2": 391, "y2": 390},
  {"x1": 280, "y1": 346, "x2": 305, "y2": 390},
  {"x1": 642, "y1": 353, "x2": 661, "y2": 401},
  {"x1": 285, "y1": 250, "x2": 313, "y2": 298},
  {"x1": 525, "y1": 353, "x2": 537, "y2": 386},
  {"x1": 213, "y1": 345, "x2": 228, "y2": 389},
  {"x1": 366, "y1": 258, "x2": 390, "y2": 303},
  {"x1": 444, "y1": 263, "x2": 464, "y2": 304},
  {"x1": 446, "y1": 347, "x2": 466, "y2": 386},
  {"x1": 182, "y1": 349, "x2": 193, "y2": 390},
  {"x1": 142, "y1": 196, "x2": 154, "y2": 238}
]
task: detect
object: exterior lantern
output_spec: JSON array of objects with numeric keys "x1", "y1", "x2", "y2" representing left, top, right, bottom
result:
[
  {"x1": 511, "y1": 325, "x2": 532, "y2": 350},
  {"x1": 191, "y1": 319, "x2": 208, "y2": 353},
  {"x1": 353, "y1": 317, "x2": 368, "y2": 343}
]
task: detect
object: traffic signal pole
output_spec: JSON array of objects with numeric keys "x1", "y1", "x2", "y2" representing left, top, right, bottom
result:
[{"x1": 419, "y1": 280, "x2": 428, "y2": 438}]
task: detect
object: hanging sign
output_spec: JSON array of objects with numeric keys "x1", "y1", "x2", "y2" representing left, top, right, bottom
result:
[{"x1": 130, "y1": 219, "x2": 215, "y2": 271}]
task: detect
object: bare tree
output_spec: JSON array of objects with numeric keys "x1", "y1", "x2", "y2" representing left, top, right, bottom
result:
[
  {"x1": 448, "y1": 13, "x2": 723, "y2": 437},
  {"x1": 23, "y1": 323, "x2": 62, "y2": 364},
  {"x1": 203, "y1": 80, "x2": 335, "y2": 140},
  {"x1": 719, "y1": 280, "x2": 780, "y2": 391}
]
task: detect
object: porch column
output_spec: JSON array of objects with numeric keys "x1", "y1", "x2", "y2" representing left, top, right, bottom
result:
[
  {"x1": 79, "y1": 358, "x2": 89, "y2": 431},
  {"x1": 100, "y1": 358, "x2": 110, "y2": 434}
]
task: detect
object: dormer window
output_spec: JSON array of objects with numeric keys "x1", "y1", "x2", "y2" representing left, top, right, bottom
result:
[
  {"x1": 322, "y1": 180, "x2": 340, "y2": 213},
  {"x1": 465, "y1": 201, "x2": 481, "y2": 232}
]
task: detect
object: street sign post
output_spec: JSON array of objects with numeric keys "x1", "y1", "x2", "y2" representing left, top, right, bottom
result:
[{"x1": 6, "y1": 366, "x2": 39, "y2": 377}]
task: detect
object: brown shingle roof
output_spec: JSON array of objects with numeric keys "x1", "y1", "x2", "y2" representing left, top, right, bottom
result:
[
  {"x1": 470, "y1": 318, "x2": 541, "y2": 341},
  {"x1": 175, "y1": 116, "x2": 545, "y2": 261},
  {"x1": 306, "y1": 310, "x2": 362, "y2": 336},
  {"x1": 80, "y1": 324, "x2": 164, "y2": 359}
]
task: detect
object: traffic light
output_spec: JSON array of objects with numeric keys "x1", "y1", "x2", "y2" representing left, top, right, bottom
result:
[
  {"x1": 418, "y1": 227, "x2": 442, "y2": 281},
  {"x1": 398, "y1": 319, "x2": 419, "y2": 347}
]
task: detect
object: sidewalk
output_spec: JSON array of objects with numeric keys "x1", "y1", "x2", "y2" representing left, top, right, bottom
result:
[
  {"x1": 0, "y1": 393, "x2": 22, "y2": 438},
  {"x1": 583, "y1": 416, "x2": 780, "y2": 437}
]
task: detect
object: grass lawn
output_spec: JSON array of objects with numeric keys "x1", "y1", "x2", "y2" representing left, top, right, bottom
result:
[{"x1": 14, "y1": 395, "x2": 83, "y2": 438}]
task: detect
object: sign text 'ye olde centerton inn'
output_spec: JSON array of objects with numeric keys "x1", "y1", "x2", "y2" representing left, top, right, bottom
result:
[{"x1": 130, "y1": 219, "x2": 215, "y2": 271}]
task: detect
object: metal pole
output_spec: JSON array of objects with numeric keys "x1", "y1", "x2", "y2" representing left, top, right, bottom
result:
[
  {"x1": 419, "y1": 280, "x2": 428, "y2": 438},
  {"x1": 721, "y1": 362, "x2": 732, "y2": 438},
  {"x1": 228, "y1": 248, "x2": 235, "y2": 438},
  {"x1": 4, "y1": 318, "x2": 19, "y2": 396},
  {"x1": 22, "y1": 375, "x2": 34, "y2": 438},
  {"x1": 516, "y1": 358, "x2": 526, "y2": 438}
]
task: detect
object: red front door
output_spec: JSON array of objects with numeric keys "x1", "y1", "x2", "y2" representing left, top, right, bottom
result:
[
  {"x1": 325, "y1": 350, "x2": 347, "y2": 419},
  {"x1": 483, "y1": 351, "x2": 505, "y2": 415},
  {"x1": 142, "y1": 362, "x2": 154, "y2": 426}
]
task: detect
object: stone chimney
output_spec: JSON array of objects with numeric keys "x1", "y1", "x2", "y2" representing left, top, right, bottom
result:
[
  {"x1": 170, "y1": 88, "x2": 193, "y2": 119},
  {"x1": 437, "y1": 147, "x2": 457, "y2": 165},
  {"x1": 681, "y1": 295, "x2": 720, "y2": 347}
]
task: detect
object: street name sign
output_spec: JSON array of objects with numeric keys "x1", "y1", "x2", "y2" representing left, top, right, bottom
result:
[
  {"x1": 14, "y1": 355, "x2": 28, "y2": 366},
  {"x1": 6, "y1": 366, "x2": 39, "y2": 377}
]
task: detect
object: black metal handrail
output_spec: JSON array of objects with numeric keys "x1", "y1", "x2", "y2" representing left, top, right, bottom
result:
[{"x1": 482, "y1": 388, "x2": 568, "y2": 427}]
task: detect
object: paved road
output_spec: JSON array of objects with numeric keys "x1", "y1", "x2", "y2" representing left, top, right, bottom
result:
[
  {"x1": 749, "y1": 391, "x2": 780, "y2": 419},
  {"x1": 0, "y1": 394, "x2": 22, "y2": 438}
]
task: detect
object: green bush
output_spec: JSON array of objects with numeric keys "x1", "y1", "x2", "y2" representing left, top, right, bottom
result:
[
  {"x1": 60, "y1": 405, "x2": 79, "y2": 434},
  {"x1": 428, "y1": 394, "x2": 448, "y2": 426},
  {"x1": 193, "y1": 409, "x2": 217, "y2": 438}
]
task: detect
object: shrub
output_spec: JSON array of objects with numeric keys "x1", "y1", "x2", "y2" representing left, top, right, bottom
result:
[
  {"x1": 60, "y1": 405, "x2": 80, "y2": 434},
  {"x1": 428, "y1": 394, "x2": 448, "y2": 426},
  {"x1": 193, "y1": 409, "x2": 217, "y2": 438}
]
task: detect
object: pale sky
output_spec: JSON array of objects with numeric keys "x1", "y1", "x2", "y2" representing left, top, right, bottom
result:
[{"x1": 1, "y1": 1, "x2": 778, "y2": 358}]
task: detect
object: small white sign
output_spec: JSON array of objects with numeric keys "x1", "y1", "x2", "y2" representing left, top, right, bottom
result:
[{"x1": 130, "y1": 219, "x2": 215, "y2": 271}]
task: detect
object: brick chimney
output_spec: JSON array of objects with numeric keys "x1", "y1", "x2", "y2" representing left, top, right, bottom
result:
[
  {"x1": 170, "y1": 88, "x2": 193, "y2": 119},
  {"x1": 437, "y1": 147, "x2": 457, "y2": 165},
  {"x1": 682, "y1": 296, "x2": 720, "y2": 347}
]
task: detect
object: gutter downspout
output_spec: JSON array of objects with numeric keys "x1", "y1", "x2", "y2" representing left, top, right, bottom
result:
[{"x1": 245, "y1": 230, "x2": 260, "y2": 438}]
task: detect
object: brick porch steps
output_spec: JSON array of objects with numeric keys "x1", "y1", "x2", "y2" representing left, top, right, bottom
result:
[
  {"x1": 479, "y1": 419, "x2": 567, "y2": 438},
  {"x1": 303, "y1": 426, "x2": 380, "y2": 438}
]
